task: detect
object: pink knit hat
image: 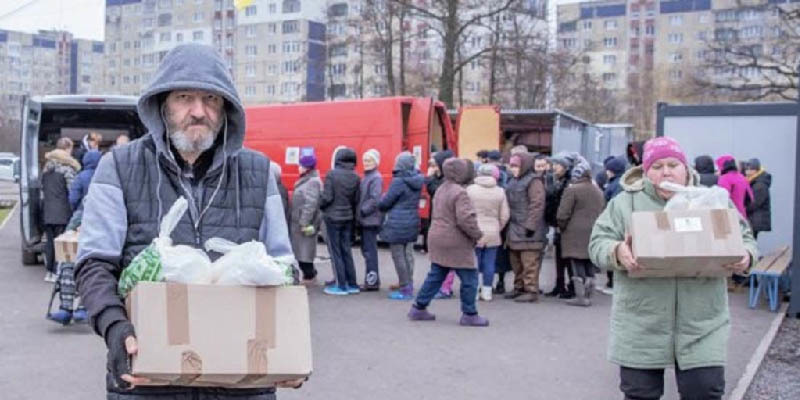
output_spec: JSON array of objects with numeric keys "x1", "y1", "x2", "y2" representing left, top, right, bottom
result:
[{"x1": 642, "y1": 137, "x2": 688, "y2": 171}]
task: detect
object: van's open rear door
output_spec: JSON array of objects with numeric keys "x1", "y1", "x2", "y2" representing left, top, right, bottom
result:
[
  {"x1": 19, "y1": 98, "x2": 42, "y2": 262},
  {"x1": 455, "y1": 106, "x2": 501, "y2": 161}
]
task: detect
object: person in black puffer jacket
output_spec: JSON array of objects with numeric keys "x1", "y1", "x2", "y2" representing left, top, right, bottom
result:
[
  {"x1": 745, "y1": 158, "x2": 771, "y2": 239},
  {"x1": 320, "y1": 146, "x2": 361, "y2": 295},
  {"x1": 694, "y1": 155, "x2": 718, "y2": 187}
]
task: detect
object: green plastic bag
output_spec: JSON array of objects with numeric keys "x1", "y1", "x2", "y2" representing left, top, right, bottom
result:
[{"x1": 118, "y1": 243, "x2": 162, "y2": 298}]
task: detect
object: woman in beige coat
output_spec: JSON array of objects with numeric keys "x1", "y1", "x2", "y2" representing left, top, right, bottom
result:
[{"x1": 467, "y1": 164, "x2": 510, "y2": 301}]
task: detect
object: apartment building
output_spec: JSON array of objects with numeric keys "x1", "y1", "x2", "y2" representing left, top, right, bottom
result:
[
  {"x1": 557, "y1": 0, "x2": 798, "y2": 103},
  {"x1": 0, "y1": 29, "x2": 104, "y2": 123},
  {"x1": 235, "y1": 0, "x2": 326, "y2": 104},
  {"x1": 104, "y1": 0, "x2": 236, "y2": 95}
]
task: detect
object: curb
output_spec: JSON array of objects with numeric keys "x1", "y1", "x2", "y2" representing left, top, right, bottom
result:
[
  {"x1": 0, "y1": 200, "x2": 19, "y2": 232},
  {"x1": 728, "y1": 303, "x2": 788, "y2": 400}
]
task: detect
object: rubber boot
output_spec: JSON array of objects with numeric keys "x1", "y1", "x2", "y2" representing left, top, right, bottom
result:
[{"x1": 566, "y1": 277, "x2": 590, "y2": 307}]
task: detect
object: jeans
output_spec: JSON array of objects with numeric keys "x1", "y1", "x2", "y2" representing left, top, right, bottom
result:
[
  {"x1": 570, "y1": 258, "x2": 596, "y2": 279},
  {"x1": 325, "y1": 220, "x2": 357, "y2": 289},
  {"x1": 475, "y1": 247, "x2": 498, "y2": 287},
  {"x1": 620, "y1": 366, "x2": 725, "y2": 400},
  {"x1": 390, "y1": 242, "x2": 414, "y2": 288},
  {"x1": 360, "y1": 227, "x2": 380, "y2": 287},
  {"x1": 44, "y1": 224, "x2": 66, "y2": 274},
  {"x1": 415, "y1": 263, "x2": 479, "y2": 315}
]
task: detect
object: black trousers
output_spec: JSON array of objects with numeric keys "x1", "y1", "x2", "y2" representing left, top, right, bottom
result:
[
  {"x1": 620, "y1": 366, "x2": 725, "y2": 400},
  {"x1": 553, "y1": 234, "x2": 574, "y2": 291},
  {"x1": 44, "y1": 224, "x2": 66, "y2": 274}
]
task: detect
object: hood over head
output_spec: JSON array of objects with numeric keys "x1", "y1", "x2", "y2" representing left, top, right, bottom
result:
[
  {"x1": 334, "y1": 147, "x2": 357, "y2": 169},
  {"x1": 82, "y1": 150, "x2": 102, "y2": 170},
  {"x1": 715, "y1": 155, "x2": 736, "y2": 173},
  {"x1": 694, "y1": 155, "x2": 716, "y2": 174},
  {"x1": 394, "y1": 151, "x2": 416, "y2": 172},
  {"x1": 442, "y1": 158, "x2": 473, "y2": 185},
  {"x1": 137, "y1": 44, "x2": 244, "y2": 172},
  {"x1": 433, "y1": 150, "x2": 455, "y2": 171}
]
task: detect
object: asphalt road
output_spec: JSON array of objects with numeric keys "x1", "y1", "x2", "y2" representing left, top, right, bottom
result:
[{"x1": 0, "y1": 181, "x2": 777, "y2": 399}]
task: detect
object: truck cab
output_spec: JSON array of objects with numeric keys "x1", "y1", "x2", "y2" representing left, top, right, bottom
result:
[{"x1": 19, "y1": 95, "x2": 146, "y2": 265}]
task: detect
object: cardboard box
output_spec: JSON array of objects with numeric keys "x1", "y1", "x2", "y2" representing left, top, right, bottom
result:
[
  {"x1": 54, "y1": 230, "x2": 79, "y2": 263},
  {"x1": 630, "y1": 209, "x2": 746, "y2": 278},
  {"x1": 126, "y1": 282, "x2": 312, "y2": 388}
]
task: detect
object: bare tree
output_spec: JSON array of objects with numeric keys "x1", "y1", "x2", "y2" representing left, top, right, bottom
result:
[
  {"x1": 694, "y1": 2, "x2": 799, "y2": 101},
  {"x1": 392, "y1": 0, "x2": 518, "y2": 107}
]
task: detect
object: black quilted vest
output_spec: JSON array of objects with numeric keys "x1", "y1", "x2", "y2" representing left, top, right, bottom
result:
[{"x1": 112, "y1": 136, "x2": 269, "y2": 267}]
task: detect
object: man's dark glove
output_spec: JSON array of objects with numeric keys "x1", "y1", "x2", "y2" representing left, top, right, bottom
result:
[
  {"x1": 526, "y1": 229, "x2": 535, "y2": 238},
  {"x1": 106, "y1": 320, "x2": 136, "y2": 390}
]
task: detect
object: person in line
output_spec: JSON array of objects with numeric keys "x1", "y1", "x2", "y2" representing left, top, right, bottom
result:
[
  {"x1": 694, "y1": 155, "x2": 718, "y2": 187},
  {"x1": 744, "y1": 158, "x2": 771, "y2": 240},
  {"x1": 74, "y1": 44, "x2": 300, "y2": 398},
  {"x1": 419, "y1": 150, "x2": 454, "y2": 258},
  {"x1": 589, "y1": 137, "x2": 756, "y2": 400},
  {"x1": 68, "y1": 150, "x2": 102, "y2": 211},
  {"x1": 359, "y1": 149, "x2": 384, "y2": 291},
  {"x1": 321, "y1": 147, "x2": 361, "y2": 295},
  {"x1": 467, "y1": 164, "x2": 510, "y2": 301},
  {"x1": 291, "y1": 152, "x2": 323, "y2": 285},
  {"x1": 556, "y1": 154, "x2": 605, "y2": 306},
  {"x1": 504, "y1": 152, "x2": 547, "y2": 303},
  {"x1": 73, "y1": 131, "x2": 103, "y2": 167},
  {"x1": 112, "y1": 134, "x2": 130, "y2": 150},
  {"x1": 269, "y1": 162, "x2": 291, "y2": 230},
  {"x1": 408, "y1": 158, "x2": 488, "y2": 326},
  {"x1": 42, "y1": 137, "x2": 81, "y2": 283},
  {"x1": 715, "y1": 154, "x2": 753, "y2": 219},
  {"x1": 486, "y1": 150, "x2": 508, "y2": 188},
  {"x1": 544, "y1": 153, "x2": 575, "y2": 299},
  {"x1": 379, "y1": 152, "x2": 424, "y2": 300}
]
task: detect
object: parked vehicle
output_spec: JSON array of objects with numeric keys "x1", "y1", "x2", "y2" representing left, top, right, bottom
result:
[
  {"x1": 19, "y1": 95, "x2": 145, "y2": 265},
  {"x1": 0, "y1": 153, "x2": 20, "y2": 182}
]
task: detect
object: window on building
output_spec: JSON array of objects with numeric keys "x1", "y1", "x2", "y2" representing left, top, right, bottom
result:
[
  {"x1": 193, "y1": 12, "x2": 204, "y2": 22},
  {"x1": 603, "y1": 54, "x2": 616, "y2": 65},
  {"x1": 134, "y1": 40, "x2": 141, "y2": 48},
  {"x1": 246, "y1": 64, "x2": 256, "y2": 77},
  {"x1": 561, "y1": 38, "x2": 577, "y2": 49},
  {"x1": 584, "y1": 40, "x2": 593, "y2": 50},
  {"x1": 245, "y1": 5, "x2": 257, "y2": 16},
  {"x1": 283, "y1": 21, "x2": 299, "y2": 33},
  {"x1": 669, "y1": 69, "x2": 683, "y2": 81},
  {"x1": 124, "y1": 41, "x2": 131, "y2": 49},
  {"x1": 158, "y1": 0, "x2": 172, "y2": 9},
  {"x1": 330, "y1": 44, "x2": 347, "y2": 57},
  {"x1": 159, "y1": 32, "x2": 171, "y2": 42},
  {"x1": 282, "y1": 0, "x2": 301, "y2": 13},
  {"x1": 669, "y1": 15, "x2": 683, "y2": 26},
  {"x1": 268, "y1": 64, "x2": 278, "y2": 74},
  {"x1": 603, "y1": 37, "x2": 618, "y2": 48},
  {"x1": 245, "y1": 25, "x2": 257, "y2": 37},
  {"x1": 329, "y1": 3, "x2": 348, "y2": 17},
  {"x1": 668, "y1": 33, "x2": 683, "y2": 44},
  {"x1": 602, "y1": 73, "x2": 616, "y2": 83},
  {"x1": 268, "y1": 44, "x2": 277, "y2": 53},
  {"x1": 604, "y1": 20, "x2": 618, "y2": 30},
  {"x1": 246, "y1": 45, "x2": 257, "y2": 56},
  {"x1": 699, "y1": 14, "x2": 709, "y2": 23},
  {"x1": 645, "y1": 25, "x2": 655, "y2": 36},
  {"x1": 193, "y1": 30, "x2": 204, "y2": 41},
  {"x1": 269, "y1": 3, "x2": 277, "y2": 13},
  {"x1": 332, "y1": 63, "x2": 346, "y2": 75},
  {"x1": 245, "y1": 85, "x2": 256, "y2": 96},
  {"x1": 266, "y1": 84, "x2": 276, "y2": 95},
  {"x1": 175, "y1": 33, "x2": 183, "y2": 42},
  {"x1": 583, "y1": 21, "x2": 592, "y2": 30},
  {"x1": 669, "y1": 52, "x2": 683, "y2": 63},
  {"x1": 330, "y1": 84, "x2": 346, "y2": 97}
]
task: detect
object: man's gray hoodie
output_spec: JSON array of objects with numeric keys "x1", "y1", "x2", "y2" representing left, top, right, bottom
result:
[{"x1": 75, "y1": 44, "x2": 292, "y2": 395}]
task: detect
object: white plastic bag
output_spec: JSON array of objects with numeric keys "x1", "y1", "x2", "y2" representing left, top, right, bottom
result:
[
  {"x1": 660, "y1": 182, "x2": 730, "y2": 211},
  {"x1": 205, "y1": 238, "x2": 295, "y2": 286},
  {"x1": 157, "y1": 197, "x2": 214, "y2": 284}
]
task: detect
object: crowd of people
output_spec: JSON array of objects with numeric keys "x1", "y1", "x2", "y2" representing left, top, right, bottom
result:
[{"x1": 41, "y1": 132, "x2": 129, "y2": 325}]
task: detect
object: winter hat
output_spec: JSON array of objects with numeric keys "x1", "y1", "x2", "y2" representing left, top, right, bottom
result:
[
  {"x1": 642, "y1": 137, "x2": 688, "y2": 172},
  {"x1": 694, "y1": 155, "x2": 716, "y2": 174},
  {"x1": 487, "y1": 150, "x2": 503, "y2": 162},
  {"x1": 478, "y1": 163, "x2": 500, "y2": 180},
  {"x1": 299, "y1": 150, "x2": 317, "y2": 169},
  {"x1": 570, "y1": 155, "x2": 591, "y2": 182},
  {"x1": 604, "y1": 156, "x2": 627, "y2": 176},
  {"x1": 746, "y1": 158, "x2": 761, "y2": 171},
  {"x1": 549, "y1": 152, "x2": 574, "y2": 169},
  {"x1": 363, "y1": 149, "x2": 381, "y2": 166},
  {"x1": 476, "y1": 150, "x2": 489, "y2": 160},
  {"x1": 715, "y1": 154, "x2": 735, "y2": 174}
]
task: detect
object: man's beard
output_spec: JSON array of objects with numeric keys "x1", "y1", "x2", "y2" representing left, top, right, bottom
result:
[{"x1": 170, "y1": 129, "x2": 216, "y2": 154}]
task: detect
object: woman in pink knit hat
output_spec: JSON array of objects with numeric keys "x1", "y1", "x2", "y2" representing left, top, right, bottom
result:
[{"x1": 589, "y1": 137, "x2": 758, "y2": 399}]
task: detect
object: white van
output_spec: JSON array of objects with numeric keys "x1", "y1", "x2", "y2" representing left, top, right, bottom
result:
[
  {"x1": 19, "y1": 95, "x2": 145, "y2": 265},
  {"x1": 0, "y1": 153, "x2": 20, "y2": 182}
]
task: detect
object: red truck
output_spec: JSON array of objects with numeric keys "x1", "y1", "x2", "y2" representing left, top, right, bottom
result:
[{"x1": 243, "y1": 97, "x2": 457, "y2": 222}]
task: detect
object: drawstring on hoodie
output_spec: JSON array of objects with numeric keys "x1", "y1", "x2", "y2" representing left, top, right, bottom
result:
[{"x1": 235, "y1": 156, "x2": 241, "y2": 228}]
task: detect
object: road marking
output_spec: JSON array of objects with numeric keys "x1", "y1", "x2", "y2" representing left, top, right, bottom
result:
[
  {"x1": 728, "y1": 303, "x2": 788, "y2": 400},
  {"x1": 0, "y1": 201, "x2": 19, "y2": 232}
]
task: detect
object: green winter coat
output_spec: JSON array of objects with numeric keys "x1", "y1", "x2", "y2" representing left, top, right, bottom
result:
[{"x1": 589, "y1": 166, "x2": 758, "y2": 370}]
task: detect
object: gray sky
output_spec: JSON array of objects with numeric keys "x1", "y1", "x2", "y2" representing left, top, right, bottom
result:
[{"x1": 0, "y1": 0, "x2": 105, "y2": 40}]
